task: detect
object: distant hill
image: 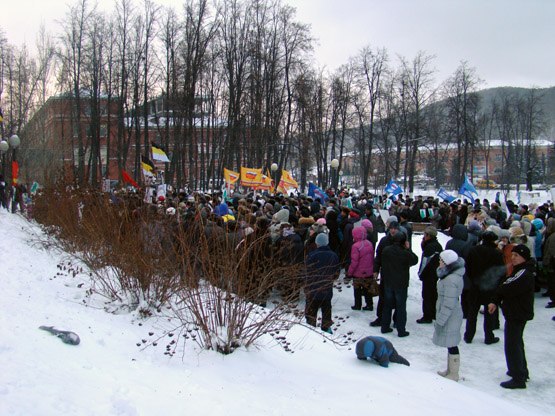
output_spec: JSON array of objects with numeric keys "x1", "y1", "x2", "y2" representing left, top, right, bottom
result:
[{"x1": 476, "y1": 86, "x2": 555, "y2": 132}]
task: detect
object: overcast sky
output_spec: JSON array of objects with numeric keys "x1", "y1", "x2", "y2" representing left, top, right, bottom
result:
[{"x1": 2, "y1": 0, "x2": 554, "y2": 89}]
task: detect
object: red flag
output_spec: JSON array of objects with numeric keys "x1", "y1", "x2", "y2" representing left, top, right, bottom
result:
[
  {"x1": 121, "y1": 169, "x2": 139, "y2": 188},
  {"x1": 12, "y1": 161, "x2": 19, "y2": 185}
]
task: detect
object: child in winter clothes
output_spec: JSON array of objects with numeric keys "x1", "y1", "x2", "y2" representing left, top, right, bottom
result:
[
  {"x1": 356, "y1": 336, "x2": 410, "y2": 367},
  {"x1": 348, "y1": 226, "x2": 375, "y2": 311}
]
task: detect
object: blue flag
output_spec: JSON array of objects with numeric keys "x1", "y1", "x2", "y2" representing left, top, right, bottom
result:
[
  {"x1": 308, "y1": 182, "x2": 329, "y2": 202},
  {"x1": 459, "y1": 174, "x2": 477, "y2": 203},
  {"x1": 437, "y1": 187, "x2": 456, "y2": 203},
  {"x1": 384, "y1": 179, "x2": 403, "y2": 196}
]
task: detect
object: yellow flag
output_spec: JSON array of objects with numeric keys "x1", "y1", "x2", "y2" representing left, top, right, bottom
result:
[
  {"x1": 223, "y1": 168, "x2": 240, "y2": 185},
  {"x1": 281, "y1": 169, "x2": 298, "y2": 188},
  {"x1": 240, "y1": 167, "x2": 263, "y2": 187}
]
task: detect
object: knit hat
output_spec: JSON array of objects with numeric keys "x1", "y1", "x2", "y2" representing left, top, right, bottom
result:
[
  {"x1": 498, "y1": 229, "x2": 511, "y2": 239},
  {"x1": 385, "y1": 215, "x2": 398, "y2": 226},
  {"x1": 512, "y1": 244, "x2": 531, "y2": 261},
  {"x1": 468, "y1": 220, "x2": 481, "y2": 232},
  {"x1": 315, "y1": 233, "x2": 329, "y2": 247},
  {"x1": 481, "y1": 230, "x2": 498, "y2": 244},
  {"x1": 424, "y1": 226, "x2": 437, "y2": 237},
  {"x1": 316, "y1": 218, "x2": 327, "y2": 225},
  {"x1": 532, "y1": 218, "x2": 544, "y2": 230},
  {"x1": 440, "y1": 250, "x2": 458, "y2": 266}
]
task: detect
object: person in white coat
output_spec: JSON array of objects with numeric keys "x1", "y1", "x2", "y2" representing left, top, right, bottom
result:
[{"x1": 433, "y1": 250, "x2": 465, "y2": 381}]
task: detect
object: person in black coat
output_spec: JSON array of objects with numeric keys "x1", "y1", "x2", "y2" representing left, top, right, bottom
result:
[
  {"x1": 370, "y1": 221, "x2": 399, "y2": 327},
  {"x1": 488, "y1": 244, "x2": 535, "y2": 389},
  {"x1": 304, "y1": 233, "x2": 340, "y2": 333},
  {"x1": 380, "y1": 231, "x2": 419, "y2": 337},
  {"x1": 417, "y1": 226, "x2": 443, "y2": 323},
  {"x1": 275, "y1": 224, "x2": 305, "y2": 302},
  {"x1": 464, "y1": 231, "x2": 507, "y2": 344}
]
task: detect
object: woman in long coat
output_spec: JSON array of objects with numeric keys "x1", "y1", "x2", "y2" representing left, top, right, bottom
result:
[{"x1": 433, "y1": 249, "x2": 465, "y2": 381}]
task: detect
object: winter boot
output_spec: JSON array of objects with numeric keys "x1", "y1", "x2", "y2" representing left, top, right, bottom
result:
[
  {"x1": 444, "y1": 354, "x2": 460, "y2": 381},
  {"x1": 437, "y1": 352, "x2": 450, "y2": 377}
]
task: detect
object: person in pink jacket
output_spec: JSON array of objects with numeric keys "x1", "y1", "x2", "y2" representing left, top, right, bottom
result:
[{"x1": 348, "y1": 226, "x2": 376, "y2": 310}]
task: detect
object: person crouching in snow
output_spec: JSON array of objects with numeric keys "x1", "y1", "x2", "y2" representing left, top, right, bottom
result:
[
  {"x1": 348, "y1": 226, "x2": 375, "y2": 311},
  {"x1": 304, "y1": 233, "x2": 340, "y2": 334},
  {"x1": 433, "y1": 250, "x2": 465, "y2": 382},
  {"x1": 355, "y1": 336, "x2": 410, "y2": 367}
]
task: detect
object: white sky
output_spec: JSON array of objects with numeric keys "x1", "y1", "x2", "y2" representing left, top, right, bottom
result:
[{"x1": 2, "y1": 0, "x2": 554, "y2": 89}]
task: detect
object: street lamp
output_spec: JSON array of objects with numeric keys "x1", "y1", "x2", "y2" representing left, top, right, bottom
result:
[
  {"x1": 270, "y1": 162, "x2": 278, "y2": 194},
  {"x1": 339, "y1": 170, "x2": 343, "y2": 189},
  {"x1": 330, "y1": 158, "x2": 339, "y2": 190}
]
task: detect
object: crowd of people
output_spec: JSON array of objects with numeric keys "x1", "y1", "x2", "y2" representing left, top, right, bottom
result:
[
  {"x1": 10, "y1": 182, "x2": 555, "y2": 389},
  {"x1": 134, "y1": 186, "x2": 553, "y2": 389}
]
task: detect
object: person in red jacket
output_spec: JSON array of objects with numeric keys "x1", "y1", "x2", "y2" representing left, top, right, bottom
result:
[{"x1": 348, "y1": 226, "x2": 375, "y2": 311}]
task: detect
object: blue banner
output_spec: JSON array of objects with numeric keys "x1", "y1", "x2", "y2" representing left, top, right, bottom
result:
[
  {"x1": 437, "y1": 187, "x2": 456, "y2": 203},
  {"x1": 384, "y1": 179, "x2": 403, "y2": 195},
  {"x1": 308, "y1": 182, "x2": 329, "y2": 202}
]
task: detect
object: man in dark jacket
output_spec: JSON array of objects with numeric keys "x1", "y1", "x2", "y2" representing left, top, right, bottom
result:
[
  {"x1": 275, "y1": 224, "x2": 305, "y2": 302},
  {"x1": 464, "y1": 231, "x2": 506, "y2": 344},
  {"x1": 417, "y1": 226, "x2": 443, "y2": 323},
  {"x1": 370, "y1": 221, "x2": 401, "y2": 327},
  {"x1": 380, "y1": 231, "x2": 419, "y2": 337},
  {"x1": 304, "y1": 233, "x2": 340, "y2": 334},
  {"x1": 488, "y1": 244, "x2": 535, "y2": 389}
]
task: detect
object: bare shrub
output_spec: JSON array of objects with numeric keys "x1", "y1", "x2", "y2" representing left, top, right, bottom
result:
[
  {"x1": 33, "y1": 183, "x2": 181, "y2": 309},
  {"x1": 169, "y1": 219, "x2": 306, "y2": 354}
]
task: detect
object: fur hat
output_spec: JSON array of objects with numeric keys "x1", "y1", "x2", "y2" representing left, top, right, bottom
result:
[
  {"x1": 315, "y1": 233, "x2": 329, "y2": 247},
  {"x1": 440, "y1": 250, "x2": 458, "y2": 266},
  {"x1": 512, "y1": 244, "x2": 531, "y2": 261}
]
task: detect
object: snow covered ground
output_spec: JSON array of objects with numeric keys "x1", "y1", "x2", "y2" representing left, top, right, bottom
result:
[{"x1": 1, "y1": 205, "x2": 554, "y2": 416}]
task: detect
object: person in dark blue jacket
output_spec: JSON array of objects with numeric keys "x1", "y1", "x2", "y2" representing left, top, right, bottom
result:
[
  {"x1": 355, "y1": 336, "x2": 410, "y2": 367},
  {"x1": 304, "y1": 233, "x2": 340, "y2": 333}
]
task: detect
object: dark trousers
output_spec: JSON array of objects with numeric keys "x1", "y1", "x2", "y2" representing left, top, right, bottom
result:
[
  {"x1": 353, "y1": 278, "x2": 373, "y2": 309},
  {"x1": 381, "y1": 286, "x2": 408, "y2": 334},
  {"x1": 505, "y1": 320, "x2": 529, "y2": 382},
  {"x1": 465, "y1": 290, "x2": 497, "y2": 342},
  {"x1": 305, "y1": 297, "x2": 332, "y2": 330},
  {"x1": 547, "y1": 268, "x2": 555, "y2": 302},
  {"x1": 421, "y1": 278, "x2": 437, "y2": 320}
]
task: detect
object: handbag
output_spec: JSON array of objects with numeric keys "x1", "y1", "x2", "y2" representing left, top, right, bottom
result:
[{"x1": 368, "y1": 277, "x2": 380, "y2": 297}]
